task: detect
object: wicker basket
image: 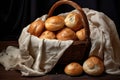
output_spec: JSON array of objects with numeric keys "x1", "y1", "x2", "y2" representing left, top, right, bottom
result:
[{"x1": 47, "y1": 0, "x2": 91, "y2": 64}]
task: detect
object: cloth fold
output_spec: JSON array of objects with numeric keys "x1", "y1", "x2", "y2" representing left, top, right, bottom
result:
[
  {"x1": 83, "y1": 8, "x2": 120, "y2": 74},
  {"x1": 0, "y1": 8, "x2": 120, "y2": 76},
  {"x1": 0, "y1": 26, "x2": 73, "y2": 76}
]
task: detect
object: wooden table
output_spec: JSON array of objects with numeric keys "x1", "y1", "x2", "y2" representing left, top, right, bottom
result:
[{"x1": 0, "y1": 41, "x2": 120, "y2": 80}]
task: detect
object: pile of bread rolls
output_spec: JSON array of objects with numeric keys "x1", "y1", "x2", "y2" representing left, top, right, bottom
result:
[
  {"x1": 28, "y1": 12, "x2": 86, "y2": 41},
  {"x1": 64, "y1": 56, "x2": 104, "y2": 76}
]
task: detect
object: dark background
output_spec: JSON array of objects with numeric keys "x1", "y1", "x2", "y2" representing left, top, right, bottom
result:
[{"x1": 0, "y1": 0, "x2": 120, "y2": 41}]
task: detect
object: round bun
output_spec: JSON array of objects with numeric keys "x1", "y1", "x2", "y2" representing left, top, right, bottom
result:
[
  {"x1": 83, "y1": 56, "x2": 104, "y2": 76},
  {"x1": 56, "y1": 28, "x2": 77, "y2": 41},
  {"x1": 39, "y1": 30, "x2": 56, "y2": 39},
  {"x1": 65, "y1": 12, "x2": 83, "y2": 31},
  {"x1": 45, "y1": 16, "x2": 65, "y2": 31},
  {"x1": 28, "y1": 19, "x2": 45, "y2": 37},
  {"x1": 64, "y1": 62, "x2": 83, "y2": 76},
  {"x1": 76, "y1": 28, "x2": 86, "y2": 41}
]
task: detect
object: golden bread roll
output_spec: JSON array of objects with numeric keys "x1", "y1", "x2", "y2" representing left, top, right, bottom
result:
[
  {"x1": 45, "y1": 16, "x2": 65, "y2": 31},
  {"x1": 65, "y1": 12, "x2": 83, "y2": 31},
  {"x1": 56, "y1": 28, "x2": 77, "y2": 41},
  {"x1": 28, "y1": 19, "x2": 45, "y2": 37},
  {"x1": 76, "y1": 28, "x2": 86, "y2": 41},
  {"x1": 83, "y1": 56, "x2": 104, "y2": 76},
  {"x1": 64, "y1": 62, "x2": 83, "y2": 76},
  {"x1": 39, "y1": 30, "x2": 56, "y2": 39}
]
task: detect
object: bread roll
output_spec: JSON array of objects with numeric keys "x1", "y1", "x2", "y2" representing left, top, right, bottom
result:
[
  {"x1": 65, "y1": 12, "x2": 83, "y2": 31},
  {"x1": 28, "y1": 19, "x2": 45, "y2": 37},
  {"x1": 39, "y1": 30, "x2": 56, "y2": 39},
  {"x1": 45, "y1": 16, "x2": 65, "y2": 31},
  {"x1": 56, "y1": 28, "x2": 77, "y2": 41},
  {"x1": 83, "y1": 56, "x2": 104, "y2": 76},
  {"x1": 76, "y1": 28, "x2": 86, "y2": 41},
  {"x1": 64, "y1": 62, "x2": 83, "y2": 76}
]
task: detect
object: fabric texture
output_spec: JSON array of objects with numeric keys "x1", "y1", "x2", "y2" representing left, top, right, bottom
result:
[
  {"x1": 83, "y1": 8, "x2": 120, "y2": 75},
  {"x1": 0, "y1": 25, "x2": 73, "y2": 76},
  {"x1": 0, "y1": 8, "x2": 120, "y2": 76}
]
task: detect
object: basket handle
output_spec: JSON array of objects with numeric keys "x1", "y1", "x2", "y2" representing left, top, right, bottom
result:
[{"x1": 47, "y1": 0, "x2": 90, "y2": 40}]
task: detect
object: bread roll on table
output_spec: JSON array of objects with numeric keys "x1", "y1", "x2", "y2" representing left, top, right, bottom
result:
[
  {"x1": 83, "y1": 56, "x2": 104, "y2": 76},
  {"x1": 64, "y1": 62, "x2": 83, "y2": 76}
]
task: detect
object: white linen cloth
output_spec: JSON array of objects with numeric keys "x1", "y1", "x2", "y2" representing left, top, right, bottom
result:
[
  {"x1": 83, "y1": 8, "x2": 120, "y2": 75},
  {"x1": 0, "y1": 8, "x2": 120, "y2": 76}
]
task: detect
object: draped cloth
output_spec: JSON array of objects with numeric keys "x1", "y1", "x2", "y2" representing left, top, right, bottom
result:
[
  {"x1": 0, "y1": 8, "x2": 120, "y2": 76},
  {"x1": 83, "y1": 8, "x2": 120, "y2": 75}
]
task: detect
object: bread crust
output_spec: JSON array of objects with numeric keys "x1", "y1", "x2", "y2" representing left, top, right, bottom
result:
[
  {"x1": 56, "y1": 28, "x2": 77, "y2": 41},
  {"x1": 64, "y1": 62, "x2": 83, "y2": 76},
  {"x1": 28, "y1": 19, "x2": 45, "y2": 37},
  {"x1": 76, "y1": 28, "x2": 86, "y2": 41},
  {"x1": 39, "y1": 30, "x2": 56, "y2": 39},
  {"x1": 45, "y1": 16, "x2": 65, "y2": 31},
  {"x1": 83, "y1": 56, "x2": 104, "y2": 76},
  {"x1": 65, "y1": 12, "x2": 83, "y2": 31}
]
